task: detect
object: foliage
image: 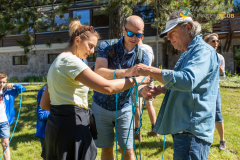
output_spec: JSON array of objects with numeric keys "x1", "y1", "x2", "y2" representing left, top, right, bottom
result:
[
  {"x1": 0, "y1": 0, "x2": 234, "y2": 54},
  {"x1": 0, "y1": 84, "x2": 240, "y2": 159},
  {"x1": 99, "y1": 0, "x2": 233, "y2": 38},
  {"x1": 8, "y1": 76, "x2": 47, "y2": 83},
  {"x1": 99, "y1": 0, "x2": 152, "y2": 38},
  {"x1": 0, "y1": 0, "x2": 76, "y2": 54},
  {"x1": 151, "y1": 0, "x2": 233, "y2": 33}
]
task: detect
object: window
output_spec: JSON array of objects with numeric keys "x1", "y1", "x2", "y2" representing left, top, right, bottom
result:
[
  {"x1": 48, "y1": 54, "x2": 59, "y2": 64},
  {"x1": 13, "y1": 56, "x2": 28, "y2": 65},
  {"x1": 54, "y1": 13, "x2": 70, "y2": 31},
  {"x1": 87, "y1": 51, "x2": 97, "y2": 62},
  {"x1": 233, "y1": 0, "x2": 240, "y2": 12},
  {"x1": 134, "y1": 5, "x2": 154, "y2": 23},
  {"x1": 92, "y1": 8, "x2": 109, "y2": 27},
  {"x1": 73, "y1": 10, "x2": 90, "y2": 25},
  {"x1": 233, "y1": 45, "x2": 240, "y2": 74},
  {"x1": 39, "y1": 13, "x2": 70, "y2": 32}
]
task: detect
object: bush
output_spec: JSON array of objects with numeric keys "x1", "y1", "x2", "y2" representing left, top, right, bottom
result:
[{"x1": 8, "y1": 76, "x2": 47, "y2": 82}]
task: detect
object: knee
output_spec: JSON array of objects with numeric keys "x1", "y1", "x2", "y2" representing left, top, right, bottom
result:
[
  {"x1": 1, "y1": 141, "x2": 9, "y2": 148},
  {"x1": 123, "y1": 148, "x2": 134, "y2": 158}
]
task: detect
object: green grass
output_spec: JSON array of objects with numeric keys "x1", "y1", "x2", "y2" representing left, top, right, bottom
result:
[{"x1": 0, "y1": 85, "x2": 240, "y2": 160}]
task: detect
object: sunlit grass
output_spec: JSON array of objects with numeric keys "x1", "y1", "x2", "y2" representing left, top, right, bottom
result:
[{"x1": 0, "y1": 85, "x2": 239, "y2": 160}]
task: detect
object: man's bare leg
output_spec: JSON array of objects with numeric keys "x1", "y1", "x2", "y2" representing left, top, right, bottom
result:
[
  {"x1": 120, "y1": 147, "x2": 135, "y2": 160},
  {"x1": 101, "y1": 147, "x2": 114, "y2": 160}
]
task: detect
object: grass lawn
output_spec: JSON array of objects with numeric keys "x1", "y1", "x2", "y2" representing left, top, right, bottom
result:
[{"x1": 0, "y1": 84, "x2": 239, "y2": 160}]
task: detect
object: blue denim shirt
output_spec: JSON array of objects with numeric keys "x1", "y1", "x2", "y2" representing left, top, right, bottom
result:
[
  {"x1": 93, "y1": 36, "x2": 149, "y2": 111},
  {"x1": 153, "y1": 35, "x2": 219, "y2": 143}
]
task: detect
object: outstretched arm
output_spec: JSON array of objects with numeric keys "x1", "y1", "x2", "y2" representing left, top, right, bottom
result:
[
  {"x1": 75, "y1": 68, "x2": 151, "y2": 95},
  {"x1": 94, "y1": 57, "x2": 133, "y2": 80}
]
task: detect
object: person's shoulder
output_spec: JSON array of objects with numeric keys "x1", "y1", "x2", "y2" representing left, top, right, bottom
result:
[
  {"x1": 217, "y1": 53, "x2": 224, "y2": 59},
  {"x1": 99, "y1": 38, "x2": 121, "y2": 49},
  {"x1": 195, "y1": 39, "x2": 215, "y2": 53}
]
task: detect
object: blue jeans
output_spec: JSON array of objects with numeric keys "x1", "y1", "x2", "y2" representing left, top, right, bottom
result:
[
  {"x1": 215, "y1": 88, "x2": 223, "y2": 122},
  {"x1": 172, "y1": 132, "x2": 211, "y2": 160}
]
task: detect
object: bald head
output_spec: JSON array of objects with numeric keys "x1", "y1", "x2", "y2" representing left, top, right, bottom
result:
[{"x1": 125, "y1": 15, "x2": 144, "y2": 32}]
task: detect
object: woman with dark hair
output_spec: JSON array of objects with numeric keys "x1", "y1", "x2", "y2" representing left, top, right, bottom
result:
[{"x1": 40, "y1": 20, "x2": 150, "y2": 160}]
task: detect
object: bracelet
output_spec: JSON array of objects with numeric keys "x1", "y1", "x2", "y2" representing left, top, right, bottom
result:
[{"x1": 114, "y1": 69, "x2": 118, "y2": 79}]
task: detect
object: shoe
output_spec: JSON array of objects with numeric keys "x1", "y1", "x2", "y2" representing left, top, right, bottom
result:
[
  {"x1": 148, "y1": 130, "x2": 159, "y2": 137},
  {"x1": 219, "y1": 140, "x2": 226, "y2": 151},
  {"x1": 134, "y1": 133, "x2": 142, "y2": 142}
]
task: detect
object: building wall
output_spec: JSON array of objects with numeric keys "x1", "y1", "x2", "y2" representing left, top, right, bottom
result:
[
  {"x1": 0, "y1": 36, "x2": 165, "y2": 80},
  {"x1": 0, "y1": 49, "x2": 64, "y2": 80},
  {"x1": 218, "y1": 38, "x2": 240, "y2": 74}
]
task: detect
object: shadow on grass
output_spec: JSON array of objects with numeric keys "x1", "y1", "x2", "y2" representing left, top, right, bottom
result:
[
  {"x1": 136, "y1": 139, "x2": 173, "y2": 157},
  {"x1": 10, "y1": 133, "x2": 39, "y2": 150}
]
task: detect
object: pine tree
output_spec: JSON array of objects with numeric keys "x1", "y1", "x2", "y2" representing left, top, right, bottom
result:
[{"x1": 0, "y1": 0, "x2": 76, "y2": 54}]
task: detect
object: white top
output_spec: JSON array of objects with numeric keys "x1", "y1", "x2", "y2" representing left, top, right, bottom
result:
[
  {"x1": 218, "y1": 53, "x2": 225, "y2": 88},
  {"x1": 218, "y1": 53, "x2": 225, "y2": 80},
  {"x1": 47, "y1": 53, "x2": 89, "y2": 109},
  {"x1": 0, "y1": 90, "x2": 8, "y2": 123},
  {"x1": 139, "y1": 44, "x2": 154, "y2": 66}
]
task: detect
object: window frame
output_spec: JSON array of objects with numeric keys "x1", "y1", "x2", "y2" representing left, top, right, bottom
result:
[
  {"x1": 12, "y1": 56, "x2": 28, "y2": 65},
  {"x1": 48, "y1": 53, "x2": 59, "y2": 64}
]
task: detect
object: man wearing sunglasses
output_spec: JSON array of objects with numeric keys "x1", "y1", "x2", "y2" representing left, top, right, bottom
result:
[{"x1": 91, "y1": 15, "x2": 149, "y2": 160}]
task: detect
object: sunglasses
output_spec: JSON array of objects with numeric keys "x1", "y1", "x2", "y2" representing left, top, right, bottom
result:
[
  {"x1": 79, "y1": 26, "x2": 96, "y2": 35},
  {"x1": 124, "y1": 27, "x2": 143, "y2": 38},
  {"x1": 212, "y1": 40, "x2": 220, "y2": 43}
]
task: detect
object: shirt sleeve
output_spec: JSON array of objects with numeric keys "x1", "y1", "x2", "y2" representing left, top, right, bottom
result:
[
  {"x1": 150, "y1": 47, "x2": 154, "y2": 61},
  {"x1": 64, "y1": 55, "x2": 89, "y2": 80},
  {"x1": 96, "y1": 40, "x2": 111, "y2": 60},
  {"x1": 162, "y1": 46, "x2": 217, "y2": 91}
]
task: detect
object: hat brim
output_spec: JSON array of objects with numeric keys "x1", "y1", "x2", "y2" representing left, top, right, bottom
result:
[{"x1": 159, "y1": 23, "x2": 178, "y2": 38}]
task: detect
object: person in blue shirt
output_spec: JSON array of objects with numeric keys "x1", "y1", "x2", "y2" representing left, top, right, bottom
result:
[
  {"x1": 0, "y1": 72, "x2": 26, "y2": 160},
  {"x1": 92, "y1": 15, "x2": 149, "y2": 160},
  {"x1": 131, "y1": 10, "x2": 219, "y2": 160},
  {"x1": 35, "y1": 84, "x2": 49, "y2": 156}
]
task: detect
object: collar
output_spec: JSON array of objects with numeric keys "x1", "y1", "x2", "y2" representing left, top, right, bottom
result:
[
  {"x1": 2, "y1": 87, "x2": 7, "y2": 94},
  {"x1": 187, "y1": 34, "x2": 202, "y2": 50},
  {"x1": 119, "y1": 36, "x2": 137, "y2": 55}
]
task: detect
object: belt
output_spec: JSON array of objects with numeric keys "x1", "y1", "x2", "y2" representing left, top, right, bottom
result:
[{"x1": 176, "y1": 131, "x2": 194, "y2": 137}]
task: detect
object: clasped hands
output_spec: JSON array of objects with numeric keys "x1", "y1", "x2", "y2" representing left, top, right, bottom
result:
[{"x1": 127, "y1": 63, "x2": 165, "y2": 100}]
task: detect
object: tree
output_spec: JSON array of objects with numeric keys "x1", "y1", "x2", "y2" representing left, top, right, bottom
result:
[
  {"x1": 0, "y1": 0, "x2": 234, "y2": 54},
  {"x1": 99, "y1": 0, "x2": 151, "y2": 39},
  {"x1": 0, "y1": 0, "x2": 76, "y2": 54},
  {"x1": 100, "y1": 0, "x2": 233, "y2": 37}
]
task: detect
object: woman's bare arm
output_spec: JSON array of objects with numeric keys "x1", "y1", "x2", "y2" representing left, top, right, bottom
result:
[
  {"x1": 75, "y1": 68, "x2": 151, "y2": 95},
  {"x1": 40, "y1": 85, "x2": 51, "y2": 111}
]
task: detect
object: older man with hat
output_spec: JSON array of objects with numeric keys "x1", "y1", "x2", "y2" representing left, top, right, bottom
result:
[{"x1": 131, "y1": 10, "x2": 219, "y2": 159}]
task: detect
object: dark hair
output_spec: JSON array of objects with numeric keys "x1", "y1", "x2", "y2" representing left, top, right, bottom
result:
[{"x1": 68, "y1": 20, "x2": 100, "y2": 47}]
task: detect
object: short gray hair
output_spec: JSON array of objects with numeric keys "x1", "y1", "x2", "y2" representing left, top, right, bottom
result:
[{"x1": 169, "y1": 10, "x2": 201, "y2": 38}]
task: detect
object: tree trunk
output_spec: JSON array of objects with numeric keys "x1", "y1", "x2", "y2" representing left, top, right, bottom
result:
[{"x1": 108, "y1": 4, "x2": 125, "y2": 39}]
